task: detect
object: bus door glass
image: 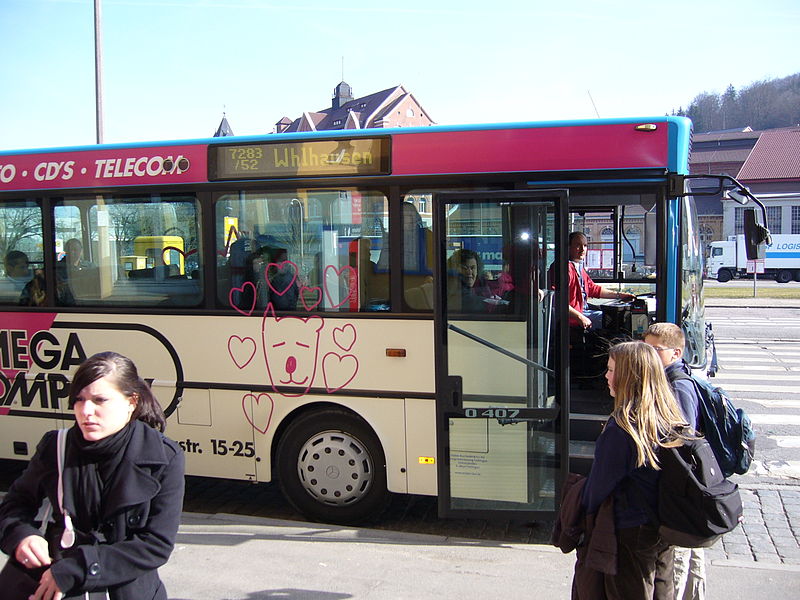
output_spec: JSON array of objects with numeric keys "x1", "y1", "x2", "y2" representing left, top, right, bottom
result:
[{"x1": 433, "y1": 190, "x2": 568, "y2": 517}]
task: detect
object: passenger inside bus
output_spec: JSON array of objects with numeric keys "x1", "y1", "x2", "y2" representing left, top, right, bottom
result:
[
  {"x1": 1, "y1": 250, "x2": 30, "y2": 303},
  {"x1": 19, "y1": 270, "x2": 46, "y2": 307},
  {"x1": 3, "y1": 250, "x2": 31, "y2": 293},
  {"x1": 56, "y1": 238, "x2": 90, "y2": 305},
  {"x1": 1, "y1": 250, "x2": 45, "y2": 306},
  {"x1": 446, "y1": 248, "x2": 494, "y2": 313}
]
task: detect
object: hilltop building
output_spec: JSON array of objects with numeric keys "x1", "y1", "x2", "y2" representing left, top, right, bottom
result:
[{"x1": 274, "y1": 82, "x2": 434, "y2": 133}]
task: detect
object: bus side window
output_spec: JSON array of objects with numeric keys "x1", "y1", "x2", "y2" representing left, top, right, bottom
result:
[
  {"x1": 216, "y1": 190, "x2": 388, "y2": 313},
  {"x1": 0, "y1": 202, "x2": 45, "y2": 306},
  {"x1": 400, "y1": 200, "x2": 434, "y2": 311},
  {"x1": 53, "y1": 196, "x2": 202, "y2": 308}
]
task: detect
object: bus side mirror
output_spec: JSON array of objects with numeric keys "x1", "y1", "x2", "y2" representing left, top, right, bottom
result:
[{"x1": 743, "y1": 208, "x2": 770, "y2": 260}]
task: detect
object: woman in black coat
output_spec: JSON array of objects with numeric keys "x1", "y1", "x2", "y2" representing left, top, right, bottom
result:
[{"x1": 0, "y1": 352, "x2": 185, "y2": 600}]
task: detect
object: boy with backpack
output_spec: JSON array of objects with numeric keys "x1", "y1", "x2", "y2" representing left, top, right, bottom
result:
[{"x1": 644, "y1": 323, "x2": 706, "y2": 600}]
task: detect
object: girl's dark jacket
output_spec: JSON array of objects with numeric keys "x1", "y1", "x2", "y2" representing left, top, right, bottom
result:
[{"x1": 0, "y1": 421, "x2": 185, "y2": 600}]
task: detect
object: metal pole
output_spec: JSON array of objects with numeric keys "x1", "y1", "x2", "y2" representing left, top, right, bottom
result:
[{"x1": 94, "y1": 0, "x2": 104, "y2": 144}]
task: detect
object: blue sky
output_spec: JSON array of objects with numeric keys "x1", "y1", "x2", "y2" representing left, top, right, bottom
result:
[{"x1": 1, "y1": 0, "x2": 798, "y2": 151}]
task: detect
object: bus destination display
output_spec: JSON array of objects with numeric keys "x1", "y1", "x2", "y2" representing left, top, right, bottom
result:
[{"x1": 210, "y1": 137, "x2": 390, "y2": 180}]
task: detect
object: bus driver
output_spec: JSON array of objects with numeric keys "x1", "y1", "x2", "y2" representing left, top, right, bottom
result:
[{"x1": 559, "y1": 232, "x2": 634, "y2": 330}]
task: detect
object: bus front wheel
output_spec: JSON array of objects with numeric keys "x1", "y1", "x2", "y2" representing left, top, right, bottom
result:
[
  {"x1": 275, "y1": 408, "x2": 388, "y2": 524},
  {"x1": 717, "y1": 269, "x2": 732, "y2": 283}
]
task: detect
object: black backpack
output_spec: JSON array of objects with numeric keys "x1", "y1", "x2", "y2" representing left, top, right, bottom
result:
[
  {"x1": 650, "y1": 436, "x2": 743, "y2": 548},
  {"x1": 668, "y1": 370, "x2": 756, "y2": 477}
]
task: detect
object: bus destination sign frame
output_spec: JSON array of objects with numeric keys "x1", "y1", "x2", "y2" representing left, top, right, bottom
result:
[{"x1": 209, "y1": 137, "x2": 391, "y2": 181}]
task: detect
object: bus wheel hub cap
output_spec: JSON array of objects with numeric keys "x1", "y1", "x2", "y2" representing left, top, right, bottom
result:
[{"x1": 297, "y1": 430, "x2": 373, "y2": 506}]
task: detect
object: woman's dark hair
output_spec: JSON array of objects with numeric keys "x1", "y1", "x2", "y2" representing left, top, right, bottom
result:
[
  {"x1": 68, "y1": 351, "x2": 166, "y2": 432},
  {"x1": 447, "y1": 248, "x2": 484, "y2": 275}
]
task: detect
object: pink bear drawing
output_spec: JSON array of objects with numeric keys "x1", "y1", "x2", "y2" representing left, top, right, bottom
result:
[{"x1": 261, "y1": 304, "x2": 324, "y2": 397}]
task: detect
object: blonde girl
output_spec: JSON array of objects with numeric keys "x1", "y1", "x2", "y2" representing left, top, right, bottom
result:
[{"x1": 581, "y1": 341, "x2": 688, "y2": 599}]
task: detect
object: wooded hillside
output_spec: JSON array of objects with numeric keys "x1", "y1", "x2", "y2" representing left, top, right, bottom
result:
[{"x1": 673, "y1": 73, "x2": 800, "y2": 133}]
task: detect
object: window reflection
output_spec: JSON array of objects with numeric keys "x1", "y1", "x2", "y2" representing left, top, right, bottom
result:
[{"x1": 215, "y1": 189, "x2": 389, "y2": 313}]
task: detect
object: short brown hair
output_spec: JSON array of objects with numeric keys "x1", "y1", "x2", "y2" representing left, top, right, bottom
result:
[{"x1": 644, "y1": 322, "x2": 685, "y2": 350}]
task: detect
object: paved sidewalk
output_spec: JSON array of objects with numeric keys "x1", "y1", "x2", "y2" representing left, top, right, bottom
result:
[
  {"x1": 1, "y1": 504, "x2": 799, "y2": 598},
  {"x1": 149, "y1": 512, "x2": 800, "y2": 599},
  {"x1": 708, "y1": 484, "x2": 800, "y2": 565}
]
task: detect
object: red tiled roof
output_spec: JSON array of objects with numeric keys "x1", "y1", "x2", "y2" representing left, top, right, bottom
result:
[{"x1": 738, "y1": 128, "x2": 800, "y2": 180}]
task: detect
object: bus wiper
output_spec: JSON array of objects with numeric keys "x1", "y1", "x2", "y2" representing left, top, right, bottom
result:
[{"x1": 447, "y1": 324, "x2": 554, "y2": 375}]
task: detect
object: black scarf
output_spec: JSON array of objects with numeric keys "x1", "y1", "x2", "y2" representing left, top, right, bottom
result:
[{"x1": 61, "y1": 422, "x2": 134, "y2": 536}]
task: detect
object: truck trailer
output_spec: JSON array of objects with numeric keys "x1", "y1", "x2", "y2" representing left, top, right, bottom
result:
[{"x1": 707, "y1": 234, "x2": 800, "y2": 283}]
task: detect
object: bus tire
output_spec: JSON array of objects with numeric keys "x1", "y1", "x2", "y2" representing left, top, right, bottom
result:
[
  {"x1": 717, "y1": 269, "x2": 732, "y2": 283},
  {"x1": 275, "y1": 408, "x2": 389, "y2": 524},
  {"x1": 776, "y1": 270, "x2": 792, "y2": 284}
]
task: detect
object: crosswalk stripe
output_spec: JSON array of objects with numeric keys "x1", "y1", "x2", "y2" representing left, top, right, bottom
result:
[
  {"x1": 719, "y1": 361, "x2": 800, "y2": 367},
  {"x1": 711, "y1": 373, "x2": 799, "y2": 381},
  {"x1": 717, "y1": 349, "x2": 800, "y2": 353},
  {"x1": 749, "y1": 459, "x2": 800, "y2": 479},
  {"x1": 710, "y1": 319, "x2": 799, "y2": 322},
  {"x1": 741, "y1": 399, "x2": 800, "y2": 409},
  {"x1": 717, "y1": 338, "x2": 798, "y2": 345},
  {"x1": 716, "y1": 383, "x2": 800, "y2": 393},
  {"x1": 715, "y1": 339, "x2": 800, "y2": 344},
  {"x1": 767, "y1": 436, "x2": 800, "y2": 448},
  {"x1": 716, "y1": 350, "x2": 800, "y2": 356},
  {"x1": 749, "y1": 414, "x2": 800, "y2": 425},
  {"x1": 716, "y1": 365, "x2": 796, "y2": 371},
  {"x1": 719, "y1": 355, "x2": 797, "y2": 358},
  {"x1": 713, "y1": 324, "x2": 800, "y2": 328}
]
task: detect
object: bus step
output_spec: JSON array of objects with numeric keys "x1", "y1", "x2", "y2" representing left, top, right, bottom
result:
[
  {"x1": 569, "y1": 413, "x2": 606, "y2": 442},
  {"x1": 569, "y1": 440, "x2": 595, "y2": 460}
]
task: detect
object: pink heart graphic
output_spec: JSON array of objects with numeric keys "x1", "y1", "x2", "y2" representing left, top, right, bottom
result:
[
  {"x1": 242, "y1": 393, "x2": 274, "y2": 434},
  {"x1": 228, "y1": 336, "x2": 257, "y2": 369},
  {"x1": 300, "y1": 286, "x2": 323, "y2": 311},
  {"x1": 333, "y1": 324, "x2": 357, "y2": 352},
  {"x1": 322, "y1": 352, "x2": 359, "y2": 393},
  {"x1": 266, "y1": 261, "x2": 298, "y2": 296},
  {"x1": 323, "y1": 265, "x2": 358, "y2": 309},
  {"x1": 229, "y1": 282, "x2": 257, "y2": 316}
]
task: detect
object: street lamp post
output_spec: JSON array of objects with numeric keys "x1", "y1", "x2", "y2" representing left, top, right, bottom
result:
[{"x1": 94, "y1": 0, "x2": 104, "y2": 144}]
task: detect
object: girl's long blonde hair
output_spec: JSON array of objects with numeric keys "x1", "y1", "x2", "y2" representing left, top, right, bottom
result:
[{"x1": 608, "y1": 341, "x2": 688, "y2": 469}]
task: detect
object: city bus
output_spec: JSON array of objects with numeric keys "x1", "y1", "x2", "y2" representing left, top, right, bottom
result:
[{"x1": 0, "y1": 117, "x2": 711, "y2": 523}]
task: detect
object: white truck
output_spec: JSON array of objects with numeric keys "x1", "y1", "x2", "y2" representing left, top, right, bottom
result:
[{"x1": 707, "y1": 234, "x2": 800, "y2": 283}]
